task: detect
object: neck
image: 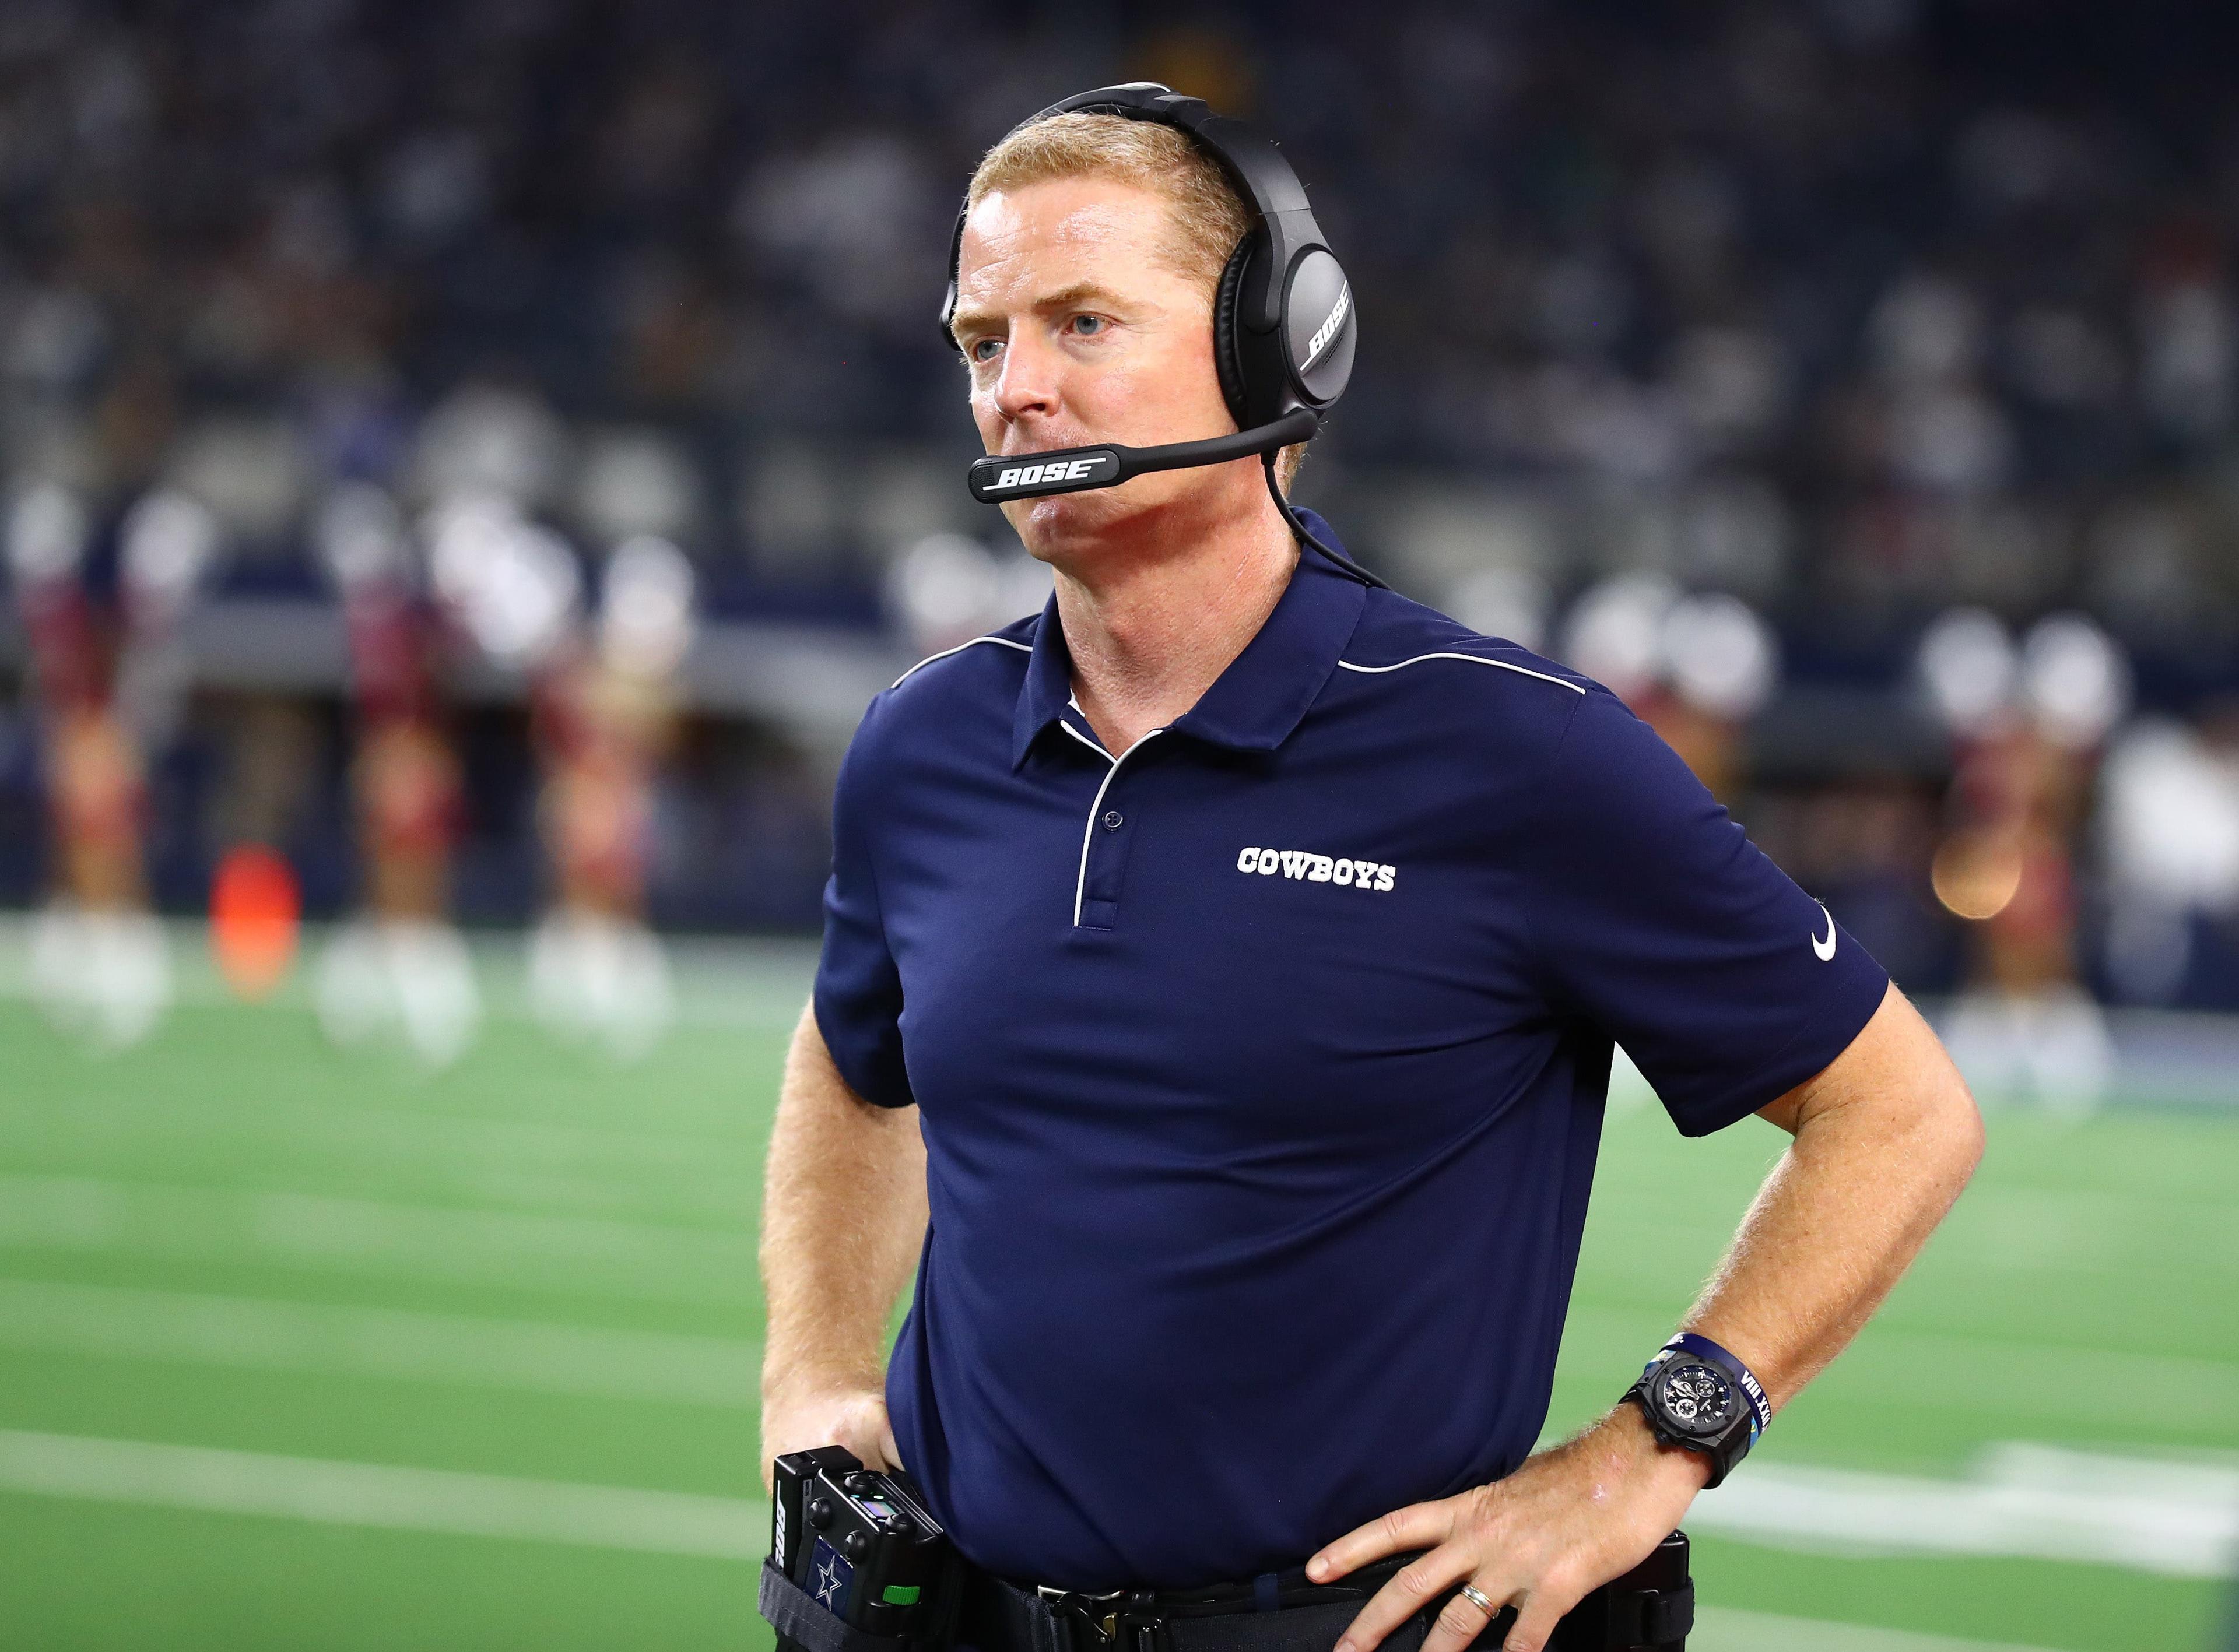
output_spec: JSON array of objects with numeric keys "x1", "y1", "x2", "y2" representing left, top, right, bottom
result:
[{"x1": 1047, "y1": 479, "x2": 1301, "y2": 754}]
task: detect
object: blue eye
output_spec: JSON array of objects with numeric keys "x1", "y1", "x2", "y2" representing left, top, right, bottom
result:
[
  {"x1": 1071, "y1": 315, "x2": 1106, "y2": 336},
  {"x1": 970, "y1": 338, "x2": 1002, "y2": 362}
]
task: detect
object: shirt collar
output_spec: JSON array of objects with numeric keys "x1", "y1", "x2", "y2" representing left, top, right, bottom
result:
[{"x1": 1010, "y1": 508, "x2": 1369, "y2": 769}]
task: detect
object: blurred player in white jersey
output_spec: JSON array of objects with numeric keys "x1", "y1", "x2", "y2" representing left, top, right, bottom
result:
[
  {"x1": 9, "y1": 482, "x2": 217, "y2": 1048},
  {"x1": 423, "y1": 490, "x2": 692, "y2": 1060},
  {"x1": 312, "y1": 483, "x2": 482, "y2": 1067},
  {"x1": 523, "y1": 533, "x2": 695, "y2": 1062}
]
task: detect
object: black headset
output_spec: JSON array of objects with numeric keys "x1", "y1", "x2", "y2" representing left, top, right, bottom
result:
[{"x1": 941, "y1": 82, "x2": 1384, "y2": 589}]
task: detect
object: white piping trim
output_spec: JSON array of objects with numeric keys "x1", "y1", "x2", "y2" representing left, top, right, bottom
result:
[
  {"x1": 890, "y1": 633, "x2": 1032, "y2": 690},
  {"x1": 1336, "y1": 652, "x2": 1586, "y2": 694},
  {"x1": 1057, "y1": 720, "x2": 1111, "y2": 761},
  {"x1": 1073, "y1": 729, "x2": 1163, "y2": 926}
]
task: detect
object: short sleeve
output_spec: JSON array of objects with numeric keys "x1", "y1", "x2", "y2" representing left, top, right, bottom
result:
[
  {"x1": 1525, "y1": 688, "x2": 1890, "y2": 1136},
  {"x1": 811, "y1": 696, "x2": 917, "y2": 1109}
]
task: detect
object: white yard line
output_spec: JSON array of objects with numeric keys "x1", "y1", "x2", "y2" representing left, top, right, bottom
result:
[
  {"x1": 0, "y1": 1278, "x2": 760, "y2": 1407},
  {"x1": 0, "y1": 1090, "x2": 761, "y2": 1175},
  {"x1": 0, "y1": 1096, "x2": 754, "y2": 1228},
  {"x1": 0, "y1": 1175, "x2": 753, "y2": 1305},
  {"x1": 1556, "y1": 1305, "x2": 2239, "y2": 1436},
  {"x1": 1693, "y1": 1608, "x2": 2070, "y2": 1652},
  {"x1": 0, "y1": 1430, "x2": 765, "y2": 1559},
  {"x1": 1693, "y1": 1446, "x2": 2239, "y2": 1579},
  {"x1": 0, "y1": 1430, "x2": 2214, "y2": 1646}
]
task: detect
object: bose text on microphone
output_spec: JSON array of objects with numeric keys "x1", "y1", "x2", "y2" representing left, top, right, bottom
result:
[{"x1": 966, "y1": 411, "x2": 1319, "y2": 504}]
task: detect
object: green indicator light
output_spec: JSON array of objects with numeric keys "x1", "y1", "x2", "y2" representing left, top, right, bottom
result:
[{"x1": 882, "y1": 1585, "x2": 922, "y2": 1605}]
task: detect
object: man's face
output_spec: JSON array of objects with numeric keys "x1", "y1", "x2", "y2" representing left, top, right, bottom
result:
[{"x1": 948, "y1": 177, "x2": 1241, "y2": 559}]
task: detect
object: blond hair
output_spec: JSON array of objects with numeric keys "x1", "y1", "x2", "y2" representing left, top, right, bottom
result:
[{"x1": 962, "y1": 111, "x2": 1307, "y2": 494}]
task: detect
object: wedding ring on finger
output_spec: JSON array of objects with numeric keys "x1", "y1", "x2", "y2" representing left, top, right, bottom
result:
[{"x1": 1456, "y1": 1582, "x2": 1497, "y2": 1617}]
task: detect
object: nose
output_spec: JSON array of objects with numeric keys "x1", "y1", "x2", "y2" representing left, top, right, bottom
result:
[{"x1": 989, "y1": 330, "x2": 1059, "y2": 428}]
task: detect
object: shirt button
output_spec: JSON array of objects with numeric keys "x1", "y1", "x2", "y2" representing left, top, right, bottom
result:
[{"x1": 1102, "y1": 810, "x2": 1124, "y2": 829}]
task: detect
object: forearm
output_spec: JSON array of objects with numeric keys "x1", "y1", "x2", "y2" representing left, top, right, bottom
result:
[
  {"x1": 1684, "y1": 986, "x2": 1984, "y2": 1411},
  {"x1": 1311, "y1": 1004, "x2": 1983, "y2": 1652},
  {"x1": 759, "y1": 1002, "x2": 929, "y2": 1407}
]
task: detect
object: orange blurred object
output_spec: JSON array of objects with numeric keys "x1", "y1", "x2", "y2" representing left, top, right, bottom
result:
[
  {"x1": 209, "y1": 845, "x2": 300, "y2": 1000},
  {"x1": 1931, "y1": 829, "x2": 2026, "y2": 921}
]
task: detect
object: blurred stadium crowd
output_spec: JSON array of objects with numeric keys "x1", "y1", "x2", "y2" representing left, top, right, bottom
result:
[{"x1": 5, "y1": 0, "x2": 2239, "y2": 1058}]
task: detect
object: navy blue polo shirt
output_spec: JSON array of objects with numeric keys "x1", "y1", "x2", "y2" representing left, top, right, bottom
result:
[{"x1": 812, "y1": 512, "x2": 1888, "y2": 1593}]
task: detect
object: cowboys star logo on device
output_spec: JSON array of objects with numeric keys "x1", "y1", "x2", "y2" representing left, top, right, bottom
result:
[{"x1": 810, "y1": 1538, "x2": 854, "y2": 1612}]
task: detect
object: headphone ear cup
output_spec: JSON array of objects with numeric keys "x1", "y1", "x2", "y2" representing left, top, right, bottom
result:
[{"x1": 1212, "y1": 236, "x2": 1255, "y2": 430}]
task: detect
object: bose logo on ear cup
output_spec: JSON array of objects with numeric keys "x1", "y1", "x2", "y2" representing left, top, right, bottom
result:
[{"x1": 1301, "y1": 284, "x2": 1351, "y2": 371}]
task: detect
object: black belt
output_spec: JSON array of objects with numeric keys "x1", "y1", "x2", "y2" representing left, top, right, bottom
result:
[
  {"x1": 963, "y1": 1554, "x2": 1425, "y2": 1652},
  {"x1": 959, "y1": 1539, "x2": 1693, "y2": 1652}
]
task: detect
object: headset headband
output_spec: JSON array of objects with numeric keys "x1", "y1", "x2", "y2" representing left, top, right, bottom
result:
[{"x1": 939, "y1": 82, "x2": 1333, "y2": 344}]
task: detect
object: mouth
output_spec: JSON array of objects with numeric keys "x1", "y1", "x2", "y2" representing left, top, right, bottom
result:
[{"x1": 995, "y1": 427, "x2": 1100, "y2": 459}]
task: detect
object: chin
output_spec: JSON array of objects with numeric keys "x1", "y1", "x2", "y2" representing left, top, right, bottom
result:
[
  {"x1": 1005, "y1": 474, "x2": 1197, "y2": 563},
  {"x1": 1006, "y1": 487, "x2": 1139, "y2": 560}
]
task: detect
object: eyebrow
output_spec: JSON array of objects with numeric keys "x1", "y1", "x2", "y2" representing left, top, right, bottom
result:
[{"x1": 948, "y1": 281, "x2": 1132, "y2": 342}]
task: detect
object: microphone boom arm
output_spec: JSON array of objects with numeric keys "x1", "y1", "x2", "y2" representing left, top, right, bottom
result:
[{"x1": 966, "y1": 410, "x2": 1319, "y2": 503}]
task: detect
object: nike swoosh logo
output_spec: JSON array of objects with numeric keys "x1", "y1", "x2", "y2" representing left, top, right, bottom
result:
[{"x1": 1812, "y1": 904, "x2": 1837, "y2": 962}]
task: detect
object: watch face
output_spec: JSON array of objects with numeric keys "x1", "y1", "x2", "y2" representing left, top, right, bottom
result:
[{"x1": 1656, "y1": 1361, "x2": 1736, "y2": 1435}]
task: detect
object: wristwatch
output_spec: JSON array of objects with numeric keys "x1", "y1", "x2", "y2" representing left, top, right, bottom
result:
[{"x1": 1622, "y1": 1332, "x2": 1770, "y2": 1489}]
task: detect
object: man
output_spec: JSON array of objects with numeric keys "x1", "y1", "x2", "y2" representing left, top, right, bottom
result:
[{"x1": 761, "y1": 96, "x2": 1984, "y2": 1652}]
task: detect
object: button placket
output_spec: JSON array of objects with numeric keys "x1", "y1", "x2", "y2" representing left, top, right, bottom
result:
[{"x1": 1071, "y1": 729, "x2": 1161, "y2": 929}]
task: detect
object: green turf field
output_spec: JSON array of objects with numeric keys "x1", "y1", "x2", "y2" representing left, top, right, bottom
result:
[{"x1": 0, "y1": 943, "x2": 2231, "y2": 1651}]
